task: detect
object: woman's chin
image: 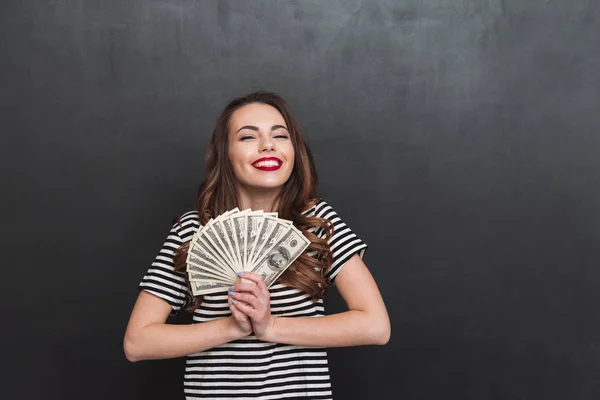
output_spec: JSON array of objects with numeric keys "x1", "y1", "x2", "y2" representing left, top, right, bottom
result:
[
  {"x1": 257, "y1": 184, "x2": 286, "y2": 192},
  {"x1": 242, "y1": 182, "x2": 286, "y2": 192}
]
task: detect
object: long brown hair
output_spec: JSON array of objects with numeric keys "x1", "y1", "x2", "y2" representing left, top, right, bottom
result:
[{"x1": 174, "y1": 91, "x2": 333, "y2": 311}]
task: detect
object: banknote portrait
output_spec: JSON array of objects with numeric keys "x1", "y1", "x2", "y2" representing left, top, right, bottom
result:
[{"x1": 266, "y1": 246, "x2": 290, "y2": 271}]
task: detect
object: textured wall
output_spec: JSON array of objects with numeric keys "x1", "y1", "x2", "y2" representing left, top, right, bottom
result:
[{"x1": 2, "y1": 0, "x2": 599, "y2": 398}]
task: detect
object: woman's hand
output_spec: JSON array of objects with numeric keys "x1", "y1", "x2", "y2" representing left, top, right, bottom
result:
[
  {"x1": 228, "y1": 285, "x2": 253, "y2": 337},
  {"x1": 229, "y1": 272, "x2": 276, "y2": 341}
]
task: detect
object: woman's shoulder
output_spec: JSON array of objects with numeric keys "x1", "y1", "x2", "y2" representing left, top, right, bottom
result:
[
  {"x1": 171, "y1": 210, "x2": 201, "y2": 240},
  {"x1": 303, "y1": 197, "x2": 337, "y2": 218}
]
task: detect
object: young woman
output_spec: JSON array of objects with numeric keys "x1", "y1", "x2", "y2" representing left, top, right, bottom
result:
[{"x1": 124, "y1": 91, "x2": 390, "y2": 399}]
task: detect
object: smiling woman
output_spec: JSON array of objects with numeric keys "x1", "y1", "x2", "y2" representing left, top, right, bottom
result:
[
  {"x1": 123, "y1": 91, "x2": 390, "y2": 400},
  {"x1": 228, "y1": 102, "x2": 295, "y2": 194}
]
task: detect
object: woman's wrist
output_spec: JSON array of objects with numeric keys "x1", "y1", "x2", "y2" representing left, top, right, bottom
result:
[
  {"x1": 226, "y1": 316, "x2": 252, "y2": 340},
  {"x1": 255, "y1": 316, "x2": 279, "y2": 342}
]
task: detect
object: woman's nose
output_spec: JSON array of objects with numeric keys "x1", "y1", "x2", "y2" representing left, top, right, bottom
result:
[{"x1": 260, "y1": 138, "x2": 274, "y2": 152}]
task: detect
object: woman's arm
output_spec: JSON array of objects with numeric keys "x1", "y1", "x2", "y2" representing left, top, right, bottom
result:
[
  {"x1": 230, "y1": 253, "x2": 391, "y2": 347},
  {"x1": 123, "y1": 290, "x2": 251, "y2": 362}
]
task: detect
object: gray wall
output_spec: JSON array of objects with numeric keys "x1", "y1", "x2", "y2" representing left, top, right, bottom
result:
[{"x1": 2, "y1": 0, "x2": 599, "y2": 399}]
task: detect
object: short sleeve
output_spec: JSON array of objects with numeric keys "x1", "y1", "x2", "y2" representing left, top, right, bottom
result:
[
  {"x1": 314, "y1": 200, "x2": 368, "y2": 284},
  {"x1": 138, "y1": 224, "x2": 192, "y2": 315}
]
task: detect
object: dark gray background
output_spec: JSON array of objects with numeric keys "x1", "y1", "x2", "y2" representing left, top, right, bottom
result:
[{"x1": 2, "y1": 0, "x2": 599, "y2": 399}]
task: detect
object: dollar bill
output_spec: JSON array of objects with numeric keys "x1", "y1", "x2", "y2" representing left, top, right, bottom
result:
[
  {"x1": 244, "y1": 212, "x2": 264, "y2": 268},
  {"x1": 193, "y1": 225, "x2": 236, "y2": 277},
  {"x1": 187, "y1": 226, "x2": 233, "y2": 281},
  {"x1": 203, "y1": 218, "x2": 238, "y2": 275},
  {"x1": 210, "y1": 219, "x2": 239, "y2": 273},
  {"x1": 218, "y1": 218, "x2": 241, "y2": 271},
  {"x1": 247, "y1": 216, "x2": 277, "y2": 269},
  {"x1": 231, "y1": 210, "x2": 249, "y2": 271},
  {"x1": 186, "y1": 209, "x2": 310, "y2": 293},
  {"x1": 191, "y1": 232, "x2": 228, "y2": 268},
  {"x1": 188, "y1": 240, "x2": 217, "y2": 266},
  {"x1": 250, "y1": 226, "x2": 310, "y2": 287},
  {"x1": 202, "y1": 208, "x2": 237, "y2": 268},
  {"x1": 190, "y1": 280, "x2": 230, "y2": 296},
  {"x1": 249, "y1": 218, "x2": 291, "y2": 267},
  {"x1": 187, "y1": 250, "x2": 235, "y2": 281},
  {"x1": 188, "y1": 271, "x2": 232, "y2": 284}
]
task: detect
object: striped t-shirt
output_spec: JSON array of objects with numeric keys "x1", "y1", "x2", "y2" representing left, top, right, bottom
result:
[{"x1": 139, "y1": 199, "x2": 368, "y2": 399}]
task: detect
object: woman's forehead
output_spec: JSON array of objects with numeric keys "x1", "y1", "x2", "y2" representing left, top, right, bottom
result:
[{"x1": 230, "y1": 103, "x2": 286, "y2": 128}]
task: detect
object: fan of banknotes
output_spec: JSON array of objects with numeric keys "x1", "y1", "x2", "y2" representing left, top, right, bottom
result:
[{"x1": 186, "y1": 208, "x2": 310, "y2": 295}]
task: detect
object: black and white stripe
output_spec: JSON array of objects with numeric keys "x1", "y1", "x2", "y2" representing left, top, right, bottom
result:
[{"x1": 139, "y1": 200, "x2": 367, "y2": 399}]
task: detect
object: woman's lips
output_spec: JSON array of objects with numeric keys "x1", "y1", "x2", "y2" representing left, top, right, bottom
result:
[{"x1": 252, "y1": 157, "x2": 282, "y2": 171}]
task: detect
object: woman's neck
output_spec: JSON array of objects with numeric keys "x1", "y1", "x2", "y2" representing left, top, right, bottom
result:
[{"x1": 237, "y1": 186, "x2": 280, "y2": 213}]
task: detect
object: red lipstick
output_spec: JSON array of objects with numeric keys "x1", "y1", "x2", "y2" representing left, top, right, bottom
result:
[{"x1": 252, "y1": 157, "x2": 282, "y2": 171}]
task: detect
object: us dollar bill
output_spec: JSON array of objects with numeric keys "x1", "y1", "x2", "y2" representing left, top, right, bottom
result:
[
  {"x1": 219, "y1": 218, "x2": 241, "y2": 272},
  {"x1": 187, "y1": 226, "x2": 233, "y2": 281},
  {"x1": 250, "y1": 226, "x2": 310, "y2": 287},
  {"x1": 190, "y1": 280, "x2": 231, "y2": 296},
  {"x1": 187, "y1": 251, "x2": 235, "y2": 281},
  {"x1": 244, "y1": 212, "x2": 264, "y2": 269},
  {"x1": 210, "y1": 220, "x2": 239, "y2": 273},
  {"x1": 203, "y1": 219, "x2": 237, "y2": 275},
  {"x1": 185, "y1": 208, "x2": 309, "y2": 295},
  {"x1": 191, "y1": 233, "x2": 234, "y2": 278},
  {"x1": 247, "y1": 216, "x2": 277, "y2": 269},
  {"x1": 231, "y1": 211, "x2": 248, "y2": 271},
  {"x1": 250, "y1": 218, "x2": 291, "y2": 267},
  {"x1": 188, "y1": 271, "x2": 232, "y2": 284}
]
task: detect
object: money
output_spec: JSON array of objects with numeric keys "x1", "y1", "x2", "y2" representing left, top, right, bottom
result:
[
  {"x1": 231, "y1": 212, "x2": 248, "y2": 271},
  {"x1": 247, "y1": 216, "x2": 277, "y2": 268},
  {"x1": 190, "y1": 280, "x2": 231, "y2": 296},
  {"x1": 187, "y1": 251, "x2": 235, "y2": 281},
  {"x1": 245, "y1": 212, "x2": 264, "y2": 268},
  {"x1": 249, "y1": 218, "x2": 290, "y2": 267},
  {"x1": 250, "y1": 226, "x2": 310, "y2": 287},
  {"x1": 186, "y1": 210, "x2": 310, "y2": 295}
]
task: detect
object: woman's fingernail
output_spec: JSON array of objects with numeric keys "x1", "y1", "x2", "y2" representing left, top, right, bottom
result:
[
  {"x1": 237, "y1": 272, "x2": 243, "y2": 276},
  {"x1": 228, "y1": 291, "x2": 235, "y2": 296},
  {"x1": 229, "y1": 285, "x2": 235, "y2": 291},
  {"x1": 231, "y1": 299, "x2": 237, "y2": 305}
]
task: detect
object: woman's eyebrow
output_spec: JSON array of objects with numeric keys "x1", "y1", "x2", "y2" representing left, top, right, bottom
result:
[
  {"x1": 236, "y1": 125, "x2": 259, "y2": 133},
  {"x1": 236, "y1": 125, "x2": 289, "y2": 133}
]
